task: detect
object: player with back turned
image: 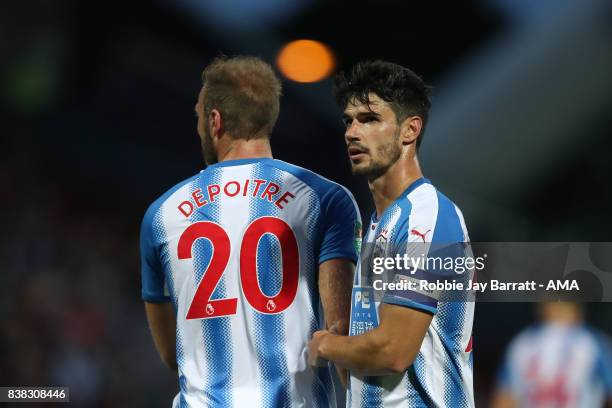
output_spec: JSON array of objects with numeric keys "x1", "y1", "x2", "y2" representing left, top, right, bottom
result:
[
  {"x1": 140, "y1": 56, "x2": 360, "y2": 407},
  {"x1": 308, "y1": 61, "x2": 475, "y2": 407}
]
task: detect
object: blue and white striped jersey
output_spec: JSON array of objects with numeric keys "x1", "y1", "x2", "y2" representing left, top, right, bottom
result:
[
  {"x1": 497, "y1": 323, "x2": 612, "y2": 408},
  {"x1": 140, "y1": 158, "x2": 361, "y2": 408},
  {"x1": 348, "y1": 177, "x2": 475, "y2": 407}
]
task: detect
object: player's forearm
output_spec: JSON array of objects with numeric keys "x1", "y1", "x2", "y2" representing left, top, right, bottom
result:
[
  {"x1": 145, "y1": 302, "x2": 178, "y2": 372},
  {"x1": 161, "y1": 353, "x2": 178, "y2": 372},
  {"x1": 318, "y1": 331, "x2": 407, "y2": 376},
  {"x1": 328, "y1": 320, "x2": 350, "y2": 387},
  {"x1": 153, "y1": 332, "x2": 178, "y2": 372},
  {"x1": 317, "y1": 258, "x2": 354, "y2": 384}
]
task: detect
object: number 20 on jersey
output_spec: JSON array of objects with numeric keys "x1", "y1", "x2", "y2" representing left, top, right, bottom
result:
[{"x1": 177, "y1": 216, "x2": 299, "y2": 320}]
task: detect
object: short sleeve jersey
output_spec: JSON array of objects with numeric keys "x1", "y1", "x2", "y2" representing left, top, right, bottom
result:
[
  {"x1": 348, "y1": 178, "x2": 475, "y2": 408},
  {"x1": 140, "y1": 158, "x2": 361, "y2": 408}
]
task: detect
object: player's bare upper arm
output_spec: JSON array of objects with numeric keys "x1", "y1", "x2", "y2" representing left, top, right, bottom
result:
[
  {"x1": 318, "y1": 258, "x2": 354, "y2": 334},
  {"x1": 145, "y1": 301, "x2": 177, "y2": 371},
  {"x1": 375, "y1": 303, "x2": 433, "y2": 371}
]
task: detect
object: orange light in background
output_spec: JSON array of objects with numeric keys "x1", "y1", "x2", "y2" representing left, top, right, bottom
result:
[{"x1": 276, "y1": 39, "x2": 336, "y2": 83}]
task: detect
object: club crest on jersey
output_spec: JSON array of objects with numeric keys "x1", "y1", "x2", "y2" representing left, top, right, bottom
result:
[
  {"x1": 376, "y1": 228, "x2": 389, "y2": 242},
  {"x1": 266, "y1": 299, "x2": 276, "y2": 312},
  {"x1": 373, "y1": 228, "x2": 389, "y2": 259}
]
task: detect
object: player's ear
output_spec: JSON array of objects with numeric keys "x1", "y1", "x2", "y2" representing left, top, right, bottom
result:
[
  {"x1": 400, "y1": 116, "x2": 422, "y2": 146},
  {"x1": 209, "y1": 109, "x2": 224, "y2": 140}
]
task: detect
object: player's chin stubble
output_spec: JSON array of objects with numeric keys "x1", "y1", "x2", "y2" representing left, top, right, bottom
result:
[{"x1": 351, "y1": 138, "x2": 401, "y2": 181}]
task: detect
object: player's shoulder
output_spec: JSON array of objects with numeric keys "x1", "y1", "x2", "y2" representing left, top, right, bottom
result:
[
  {"x1": 398, "y1": 178, "x2": 467, "y2": 238},
  {"x1": 402, "y1": 179, "x2": 462, "y2": 217},
  {"x1": 505, "y1": 324, "x2": 542, "y2": 358},
  {"x1": 266, "y1": 159, "x2": 357, "y2": 204},
  {"x1": 517, "y1": 323, "x2": 543, "y2": 343},
  {"x1": 579, "y1": 324, "x2": 612, "y2": 352},
  {"x1": 142, "y1": 173, "x2": 200, "y2": 224}
]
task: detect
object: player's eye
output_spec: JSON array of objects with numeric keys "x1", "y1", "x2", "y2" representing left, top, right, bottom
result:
[
  {"x1": 342, "y1": 117, "x2": 352, "y2": 127},
  {"x1": 359, "y1": 115, "x2": 378, "y2": 123}
]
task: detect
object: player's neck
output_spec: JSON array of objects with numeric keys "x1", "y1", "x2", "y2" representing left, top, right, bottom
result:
[
  {"x1": 217, "y1": 137, "x2": 273, "y2": 162},
  {"x1": 369, "y1": 155, "x2": 423, "y2": 218},
  {"x1": 544, "y1": 311, "x2": 583, "y2": 326}
]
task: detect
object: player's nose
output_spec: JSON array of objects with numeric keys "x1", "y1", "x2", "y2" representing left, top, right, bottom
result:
[{"x1": 345, "y1": 121, "x2": 360, "y2": 144}]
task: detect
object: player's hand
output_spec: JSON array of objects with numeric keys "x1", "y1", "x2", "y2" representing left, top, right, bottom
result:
[{"x1": 308, "y1": 330, "x2": 330, "y2": 367}]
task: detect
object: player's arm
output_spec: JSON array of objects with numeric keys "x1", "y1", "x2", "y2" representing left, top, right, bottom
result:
[
  {"x1": 140, "y1": 203, "x2": 177, "y2": 372},
  {"x1": 315, "y1": 185, "x2": 361, "y2": 385},
  {"x1": 318, "y1": 258, "x2": 354, "y2": 387},
  {"x1": 145, "y1": 302, "x2": 178, "y2": 372},
  {"x1": 309, "y1": 303, "x2": 432, "y2": 376}
]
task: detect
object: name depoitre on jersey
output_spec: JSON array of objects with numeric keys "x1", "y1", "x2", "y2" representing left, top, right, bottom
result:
[{"x1": 178, "y1": 178, "x2": 296, "y2": 217}]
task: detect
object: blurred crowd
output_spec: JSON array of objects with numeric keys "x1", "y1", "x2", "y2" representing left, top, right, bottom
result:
[{"x1": 0, "y1": 151, "x2": 177, "y2": 407}]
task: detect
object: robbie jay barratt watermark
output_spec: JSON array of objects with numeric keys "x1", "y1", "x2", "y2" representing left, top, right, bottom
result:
[
  {"x1": 367, "y1": 248, "x2": 588, "y2": 300},
  {"x1": 361, "y1": 242, "x2": 612, "y2": 301},
  {"x1": 373, "y1": 275, "x2": 580, "y2": 293}
]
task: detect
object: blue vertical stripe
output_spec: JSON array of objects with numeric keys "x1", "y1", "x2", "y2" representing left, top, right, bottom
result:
[
  {"x1": 304, "y1": 191, "x2": 334, "y2": 408},
  {"x1": 190, "y1": 170, "x2": 234, "y2": 407},
  {"x1": 407, "y1": 358, "x2": 434, "y2": 407},
  {"x1": 359, "y1": 379, "x2": 384, "y2": 408}
]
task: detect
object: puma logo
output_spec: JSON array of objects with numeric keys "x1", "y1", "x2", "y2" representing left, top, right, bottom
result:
[{"x1": 410, "y1": 228, "x2": 431, "y2": 242}]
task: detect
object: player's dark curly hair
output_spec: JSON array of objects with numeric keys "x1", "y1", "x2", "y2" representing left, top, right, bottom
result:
[{"x1": 333, "y1": 60, "x2": 432, "y2": 149}]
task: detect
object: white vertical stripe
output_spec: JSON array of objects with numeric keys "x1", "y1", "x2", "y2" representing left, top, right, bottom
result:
[
  {"x1": 405, "y1": 184, "x2": 439, "y2": 236},
  {"x1": 215, "y1": 166, "x2": 264, "y2": 408},
  {"x1": 453, "y1": 203, "x2": 470, "y2": 243}
]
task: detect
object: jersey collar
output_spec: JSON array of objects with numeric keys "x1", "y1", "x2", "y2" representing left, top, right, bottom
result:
[
  {"x1": 370, "y1": 177, "x2": 431, "y2": 224},
  {"x1": 202, "y1": 157, "x2": 274, "y2": 170}
]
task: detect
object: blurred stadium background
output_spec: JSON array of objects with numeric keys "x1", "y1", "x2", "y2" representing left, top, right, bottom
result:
[{"x1": 2, "y1": 0, "x2": 611, "y2": 406}]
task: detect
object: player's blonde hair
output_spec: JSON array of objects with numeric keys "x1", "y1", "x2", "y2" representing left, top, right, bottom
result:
[{"x1": 202, "y1": 56, "x2": 282, "y2": 140}]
